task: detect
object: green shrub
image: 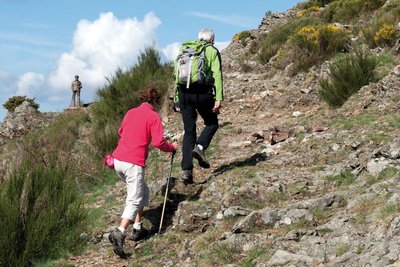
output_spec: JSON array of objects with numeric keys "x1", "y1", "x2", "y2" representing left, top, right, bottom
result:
[
  {"x1": 92, "y1": 46, "x2": 174, "y2": 155},
  {"x1": 43, "y1": 113, "x2": 88, "y2": 152},
  {"x1": 300, "y1": 0, "x2": 334, "y2": 8},
  {"x1": 20, "y1": 112, "x2": 92, "y2": 173},
  {"x1": 378, "y1": 167, "x2": 398, "y2": 180},
  {"x1": 374, "y1": 52, "x2": 394, "y2": 80},
  {"x1": 383, "y1": 0, "x2": 400, "y2": 15},
  {"x1": 3, "y1": 96, "x2": 39, "y2": 112},
  {"x1": 0, "y1": 158, "x2": 86, "y2": 266},
  {"x1": 14, "y1": 111, "x2": 105, "y2": 194},
  {"x1": 323, "y1": 0, "x2": 386, "y2": 22},
  {"x1": 325, "y1": 171, "x2": 356, "y2": 186},
  {"x1": 319, "y1": 48, "x2": 378, "y2": 107},
  {"x1": 389, "y1": 114, "x2": 400, "y2": 128},
  {"x1": 248, "y1": 37, "x2": 262, "y2": 54},
  {"x1": 238, "y1": 54, "x2": 253, "y2": 73},
  {"x1": 210, "y1": 243, "x2": 236, "y2": 264}
]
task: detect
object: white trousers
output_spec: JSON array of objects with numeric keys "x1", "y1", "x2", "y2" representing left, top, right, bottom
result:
[{"x1": 113, "y1": 159, "x2": 149, "y2": 221}]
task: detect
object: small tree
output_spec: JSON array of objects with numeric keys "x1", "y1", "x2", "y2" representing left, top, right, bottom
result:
[{"x1": 3, "y1": 96, "x2": 40, "y2": 112}]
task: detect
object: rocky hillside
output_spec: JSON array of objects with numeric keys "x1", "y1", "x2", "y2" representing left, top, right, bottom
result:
[
  {"x1": 2, "y1": 2, "x2": 400, "y2": 267},
  {"x1": 0, "y1": 101, "x2": 59, "y2": 181}
]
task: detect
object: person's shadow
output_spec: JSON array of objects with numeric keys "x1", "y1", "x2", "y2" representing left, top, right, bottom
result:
[
  {"x1": 212, "y1": 152, "x2": 267, "y2": 176},
  {"x1": 132, "y1": 153, "x2": 267, "y2": 243}
]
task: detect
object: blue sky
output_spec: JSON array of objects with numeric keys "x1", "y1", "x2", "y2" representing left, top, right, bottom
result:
[{"x1": 0, "y1": 0, "x2": 304, "y2": 122}]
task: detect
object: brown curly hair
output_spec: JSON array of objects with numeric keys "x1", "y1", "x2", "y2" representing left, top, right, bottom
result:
[{"x1": 139, "y1": 84, "x2": 161, "y2": 105}]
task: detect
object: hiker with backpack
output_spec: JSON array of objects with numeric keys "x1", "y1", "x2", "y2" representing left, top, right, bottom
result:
[
  {"x1": 107, "y1": 85, "x2": 178, "y2": 258},
  {"x1": 174, "y1": 28, "x2": 223, "y2": 184}
]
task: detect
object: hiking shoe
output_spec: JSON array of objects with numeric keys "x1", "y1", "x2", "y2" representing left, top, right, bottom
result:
[
  {"x1": 182, "y1": 170, "x2": 194, "y2": 185},
  {"x1": 192, "y1": 145, "x2": 210, "y2": 169},
  {"x1": 108, "y1": 228, "x2": 126, "y2": 258},
  {"x1": 130, "y1": 227, "x2": 149, "y2": 242}
]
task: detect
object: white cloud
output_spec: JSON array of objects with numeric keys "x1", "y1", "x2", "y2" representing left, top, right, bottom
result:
[
  {"x1": 16, "y1": 72, "x2": 45, "y2": 96},
  {"x1": 161, "y1": 42, "x2": 181, "y2": 62},
  {"x1": 0, "y1": 32, "x2": 64, "y2": 47},
  {"x1": 187, "y1": 12, "x2": 253, "y2": 28},
  {"x1": 0, "y1": 71, "x2": 45, "y2": 121},
  {"x1": 0, "y1": 70, "x2": 16, "y2": 111},
  {"x1": 0, "y1": 11, "x2": 231, "y2": 123},
  {"x1": 215, "y1": 41, "x2": 230, "y2": 52},
  {"x1": 49, "y1": 11, "x2": 161, "y2": 102}
]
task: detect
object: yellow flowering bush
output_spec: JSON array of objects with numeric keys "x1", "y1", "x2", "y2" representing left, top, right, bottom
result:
[
  {"x1": 319, "y1": 24, "x2": 349, "y2": 54},
  {"x1": 374, "y1": 24, "x2": 398, "y2": 46},
  {"x1": 295, "y1": 24, "x2": 348, "y2": 54},
  {"x1": 298, "y1": 6, "x2": 321, "y2": 17},
  {"x1": 298, "y1": 26, "x2": 320, "y2": 45},
  {"x1": 287, "y1": 23, "x2": 349, "y2": 73},
  {"x1": 233, "y1": 31, "x2": 252, "y2": 45},
  {"x1": 324, "y1": 24, "x2": 342, "y2": 33}
]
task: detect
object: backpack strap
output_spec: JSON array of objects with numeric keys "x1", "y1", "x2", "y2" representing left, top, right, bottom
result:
[{"x1": 186, "y1": 57, "x2": 193, "y2": 89}]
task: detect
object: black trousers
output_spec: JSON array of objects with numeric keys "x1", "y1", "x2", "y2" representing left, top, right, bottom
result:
[{"x1": 178, "y1": 87, "x2": 219, "y2": 170}]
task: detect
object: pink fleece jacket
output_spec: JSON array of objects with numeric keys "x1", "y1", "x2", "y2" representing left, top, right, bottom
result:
[{"x1": 112, "y1": 103, "x2": 175, "y2": 167}]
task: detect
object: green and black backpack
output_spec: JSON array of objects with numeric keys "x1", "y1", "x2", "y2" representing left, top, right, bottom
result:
[{"x1": 175, "y1": 40, "x2": 214, "y2": 88}]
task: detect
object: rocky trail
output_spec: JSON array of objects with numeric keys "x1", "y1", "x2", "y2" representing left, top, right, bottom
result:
[
  {"x1": 1, "y1": 5, "x2": 399, "y2": 267},
  {"x1": 66, "y1": 39, "x2": 400, "y2": 265},
  {"x1": 64, "y1": 6, "x2": 400, "y2": 263}
]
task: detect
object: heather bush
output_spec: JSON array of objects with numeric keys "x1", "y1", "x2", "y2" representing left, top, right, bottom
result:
[
  {"x1": 319, "y1": 48, "x2": 379, "y2": 107},
  {"x1": 20, "y1": 112, "x2": 93, "y2": 177},
  {"x1": 323, "y1": 0, "x2": 386, "y2": 23},
  {"x1": 0, "y1": 158, "x2": 86, "y2": 266},
  {"x1": 300, "y1": 0, "x2": 334, "y2": 8}
]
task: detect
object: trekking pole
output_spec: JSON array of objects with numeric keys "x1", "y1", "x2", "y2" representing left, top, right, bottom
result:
[{"x1": 159, "y1": 151, "x2": 175, "y2": 234}]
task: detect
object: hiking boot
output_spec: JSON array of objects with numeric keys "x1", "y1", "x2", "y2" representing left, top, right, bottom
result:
[
  {"x1": 108, "y1": 228, "x2": 126, "y2": 258},
  {"x1": 192, "y1": 145, "x2": 210, "y2": 169},
  {"x1": 182, "y1": 170, "x2": 194, "y2": 185},
  {"x1": 130, "y1": 227, "x2": 149, "y2": 242}
]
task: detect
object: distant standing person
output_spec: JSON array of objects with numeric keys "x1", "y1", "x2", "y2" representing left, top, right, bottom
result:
[
  {"x1": 70, "y1": 75, "x2": 82, "y2": 107},
  {"x1": 108, "y1": 85, "x2": 178, "y2": 258},
  {"x1": 174, "y1": 28, "x2": 223, "y2": 184}
]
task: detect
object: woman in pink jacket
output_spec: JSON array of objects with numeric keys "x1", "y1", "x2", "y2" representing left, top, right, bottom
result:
[{"x1": 108, "y1": 85, "x2": 178, "y2": 258}]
